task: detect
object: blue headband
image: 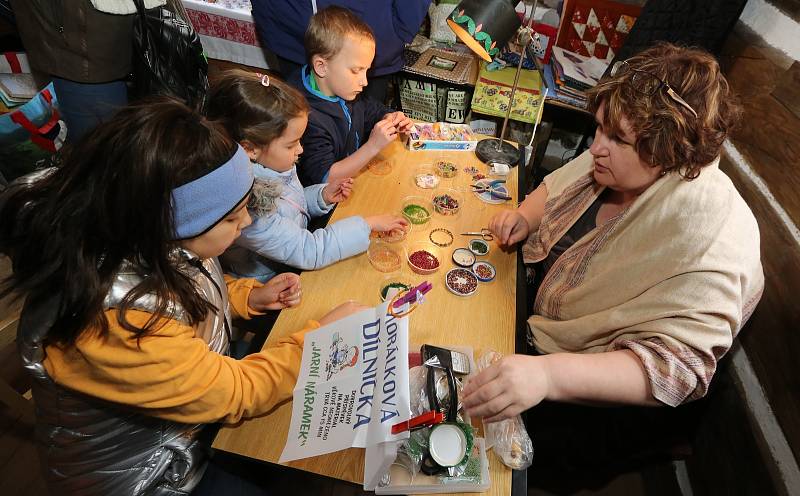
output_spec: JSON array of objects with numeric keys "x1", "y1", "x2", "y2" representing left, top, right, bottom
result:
[{"x1": 172, "y1": 145, "x2": 254, "y2": 240}]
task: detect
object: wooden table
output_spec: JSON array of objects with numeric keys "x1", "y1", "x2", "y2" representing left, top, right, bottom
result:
[{"x1": 213, "y1": 139, "x2": 518, "y2": 495}]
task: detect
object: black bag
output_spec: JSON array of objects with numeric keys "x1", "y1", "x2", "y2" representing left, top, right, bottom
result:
[{"x1": 131, "y1": 0, "x2": 208, "y2": 105}]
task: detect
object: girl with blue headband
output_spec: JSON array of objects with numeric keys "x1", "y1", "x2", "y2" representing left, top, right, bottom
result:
[
  {"x1": 205, "y1": 69, "x2": 407, "y2": 283},
  {"x1": 0, "y1": 97, "x2": 366, "y2": 495}
]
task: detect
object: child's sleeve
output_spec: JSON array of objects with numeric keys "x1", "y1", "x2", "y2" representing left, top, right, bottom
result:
[
  {"x1": 298, "y1": 118, "x2": 336, "y2": 185},
  {"x1": 303, "y1": 183, "x2": 334, "y2": 217},
  {"x1": 45, "y1": 310, "x2": 320, "y2": 424},
  {"x1": 236, "y1": 212, "x2": 370, "y2": 271},
  {"x1": 362, "y1": 98, "x2": 392, "y2": 134},
  {"x1": 224, "y1": 275, "x2": 265, "y2": 320}
]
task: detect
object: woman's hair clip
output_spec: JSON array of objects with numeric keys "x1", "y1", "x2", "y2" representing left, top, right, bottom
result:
[{"x1": 255, "y1": 73, "x2": 270, "y2": 87}]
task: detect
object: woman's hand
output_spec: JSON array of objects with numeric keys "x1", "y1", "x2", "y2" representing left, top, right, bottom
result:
[
  {"x1": 248, "y1": 273, "x2": 302, "y2": 311},
  {"x1": 322, "y1": 177, "x2": 354, "y2": 204},
  {"x1": 318, "y1": 301, "x2": 370, "y2": 326},
  {"x1": 489, "y1": 210, "x2": 531, "y2": 247},
  {"x1": 462, "y1": 354, "x2": 551, "y2": 423},
  {"x1": 365, "y1": 214, "x2": 408, "y2": 233}
]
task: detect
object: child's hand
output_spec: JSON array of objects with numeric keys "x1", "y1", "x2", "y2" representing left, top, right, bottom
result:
[
  {"x1": 322, "y1": 177, "x2": 354, "y2": 204},
  {"x1": 386, "y1": 111, "x2": 413, "y2": 134},
  {"x1": 248, "y1": 273, "x2": 302, "y2": 311},
  {"x1": 365, "y1": 214, "x2": 408, "y2": 233},
  {"x1": 367, "y1": 118, "x2": 398, "y2": 152},
  {"x1": 318, "y1": 301, "x2": 370, "y2": 326}
]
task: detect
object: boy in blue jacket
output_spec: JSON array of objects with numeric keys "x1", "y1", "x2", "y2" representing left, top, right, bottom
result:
[
  {"x1": 253, "y1": 0, "x2": 431, "y2": 101},
  {"x1": 289, "y1": 6, "x2": 415, "y2": 186}
]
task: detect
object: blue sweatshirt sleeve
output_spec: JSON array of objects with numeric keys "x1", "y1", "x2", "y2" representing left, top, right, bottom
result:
[
  {"x1": 298, "y1": 117, "x2": 336, "y2": 186},
  {"x1": 236, "y1": 212, "x2": 371, "y2": 271},
  {"x1": 362, "y1": 99, "x2": 393, "y2": 136},
  {"x1": 304, "y1": 183, "x2": 334, "y2": 218}
]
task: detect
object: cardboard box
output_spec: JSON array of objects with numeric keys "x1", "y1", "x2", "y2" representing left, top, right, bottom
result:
[{"x1": 406, "y1": 122, "x2": 478, "y2": 151}]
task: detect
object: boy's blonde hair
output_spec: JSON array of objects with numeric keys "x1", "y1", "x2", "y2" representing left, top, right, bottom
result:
[{"x1": 304, "y1": 6, "x2": 375, "y2": 63}]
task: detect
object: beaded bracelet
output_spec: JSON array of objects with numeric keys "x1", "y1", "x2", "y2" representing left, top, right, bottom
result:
[{"x1": 429, "y1": 228, "x2": 454, "y2": 247}]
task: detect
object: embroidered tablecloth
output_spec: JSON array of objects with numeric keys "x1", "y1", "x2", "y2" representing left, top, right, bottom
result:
[{"x1": 182, "y1": 0, "x2": 270, "y2": 69}]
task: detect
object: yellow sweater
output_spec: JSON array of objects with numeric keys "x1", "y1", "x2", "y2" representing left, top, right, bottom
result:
[{"x1": 43, "y1": 276, "x2": 316, "y2": 424}]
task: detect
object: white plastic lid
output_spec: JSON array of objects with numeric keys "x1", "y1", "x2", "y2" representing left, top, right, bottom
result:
[{"x1": 428, "y1": 424, "x2": 467, "y2": 467}]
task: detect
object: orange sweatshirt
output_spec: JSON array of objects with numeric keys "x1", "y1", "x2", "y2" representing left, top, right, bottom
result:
[{"x1": 43, "y1": 276, "x2": 316, "y2": 424}]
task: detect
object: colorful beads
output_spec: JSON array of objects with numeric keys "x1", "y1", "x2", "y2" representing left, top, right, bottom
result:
[
  {"x1": 409, "y1": 249, "x2": 440, "y2": 273},
  {"x1": 446, "y1": 268, "x2": 478, "y2": 296},
  {"x1": 434, "y1": 161, "x2": 458, "y2": 178},
  {"x1": 432, "y1": 194, "x2": 459, "y2": 215},
  {"x1": 429, "y1": 228, "x2": 454, "y2": 247},
  {"x1": 415, "y1": 172, "x2": 440, "y2": 189},
  {"x1": 402, "y1": 204, "x2": 431, "y2": 225}
]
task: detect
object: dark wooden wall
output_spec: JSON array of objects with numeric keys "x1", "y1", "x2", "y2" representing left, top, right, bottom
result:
[{"x1": 686, "y1": 17, "x2": 800, "y2": 495}]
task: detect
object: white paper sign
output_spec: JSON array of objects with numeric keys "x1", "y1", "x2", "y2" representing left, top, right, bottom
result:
[{"x1": 279, "y1": 302, "x2": 410, "y2": 462}]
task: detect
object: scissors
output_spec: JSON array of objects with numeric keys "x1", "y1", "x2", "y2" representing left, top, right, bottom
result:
[
  {"x1": 470, "y1": 179, "x2": 511, "y2": 200},
  {"x1": 461, "y1": 228, "x2": 494, "y2": 241}
]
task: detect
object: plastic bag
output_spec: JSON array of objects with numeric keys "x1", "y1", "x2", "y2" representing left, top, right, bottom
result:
[
  {"x1": 131, "y1": 0, "x2": 208, "y2": 105},
  {"x1": 0, "y1": 53, "x2": 65, "y2": 183},
  {"x1": 476, "y1": 350, "x2": 534, "y2": 470}
]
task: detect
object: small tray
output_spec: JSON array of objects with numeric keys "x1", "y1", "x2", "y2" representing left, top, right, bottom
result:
[
  {"x1": 401, "y1": 196, "x2": 433, "y2": 225},
  {"x1": 445, "y1": 268, "x2": 478, "y2": 297},
  {"x1": 468, "y1": 238, "x2": 490, "y2": 256},
  {"x1": 413, "y1": 165, "x2": 441, "y2": 190},
  {"x1": 434, "y1": 160, "x2": 458, "y2": 178},
  {"x1": 368, "y1": 158, "x2": 393, "y2": 176},
  {"x1": 379, "y1": 274, "x2": 415, "y2": 302},
  {"x1": 431, "y1": 189, "x2": 463, "y2": 217},
  {"x1": 452, "y1": 248, "x2": 476, "y2": 268},
  {"x1": 407, "y1": 242, "x2": 442, "y2": 275},
  {"x1": 471, "y1": 261, "x2": 496, "y2": 282},
  {"x1": 371, "y1": 223, "x2": 411, "y2": 243},
  {"x1": 472, "y1": 178, "x2": 509, "y2": 205},
  {"x1": 368, "y1": 240, "x2": 403, "y2": 273}
]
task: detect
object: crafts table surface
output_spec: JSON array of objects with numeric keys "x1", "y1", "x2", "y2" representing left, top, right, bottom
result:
[{"x1": 213, "y1": 139, "x2": 518, "y2": 496}]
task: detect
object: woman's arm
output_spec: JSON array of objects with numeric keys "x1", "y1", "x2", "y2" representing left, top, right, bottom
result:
[{"x1": 462, "y1": 349, "x2": 659, "y2": 422}]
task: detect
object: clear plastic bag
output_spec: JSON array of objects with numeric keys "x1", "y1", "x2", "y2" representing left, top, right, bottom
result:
[{"x1": 475, "y1": 350, "x2": 534, "y2": 470}]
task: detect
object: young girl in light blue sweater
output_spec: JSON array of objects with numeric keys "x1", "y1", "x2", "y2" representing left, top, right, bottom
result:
[{"x1": 207, "y1": 69, "x2": 406, "y2": 282}]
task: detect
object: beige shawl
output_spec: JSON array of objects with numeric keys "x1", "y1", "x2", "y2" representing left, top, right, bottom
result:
[{"x1": 523, "y1": 151, "x2": 764, "y2": 406}]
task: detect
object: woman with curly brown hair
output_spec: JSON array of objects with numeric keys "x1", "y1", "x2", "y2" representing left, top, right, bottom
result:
[{"x1": 463, "y1": 43, "x2": 764, "y2": 420}]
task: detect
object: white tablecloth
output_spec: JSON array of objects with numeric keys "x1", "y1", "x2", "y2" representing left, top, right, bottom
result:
[{"x1": 182, "y1": 0, "x2": 270, "y2": 69}]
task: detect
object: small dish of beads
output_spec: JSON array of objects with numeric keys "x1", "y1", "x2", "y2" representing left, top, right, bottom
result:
[
  {"x1": 406, "y1": 242, "x2": 441, "y2": 275},
  {"x1": 445, "y1": 268, "x2": 478, "y2": 297},
  {"x1": 367, "y1": 240, "x2": 403, "y2": 273},
  {"x1": 401, "y1": 196, "x2": 432, "y2": 225},
  {"x1": 468, "y1": 238, "x2": 490, "y2": 256},
  {"x1": 370, "y1": 223, "x2": 411, "y2": 243},
  {"x1": 434, "y1": 160, "x2": 458, "y2": 178},
  {"x1": 367, "y1": 158, "x2": 392, "y2": 176},
  {"x1": 452, "y1": 248, "x2": 476, "y2": 267},
  {"x1": 379, "y1": 274, "x2": 414, "y2": 302},
  {"x1": 472, "y1": 261, "x2": 496, "y2": 282},
  {"x1": 413, "y1": 165, "x2": 440, "y2": 189},
  {"x1": 432, "y1": 189, "x2": 462, "y2": 216}
]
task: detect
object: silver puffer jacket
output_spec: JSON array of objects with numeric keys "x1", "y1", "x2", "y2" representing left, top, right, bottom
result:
[{"x1": 18, "y1": 250, "x2": 231, "y2": 495}]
